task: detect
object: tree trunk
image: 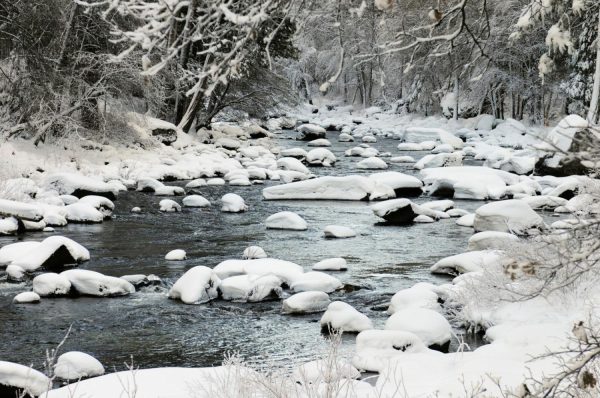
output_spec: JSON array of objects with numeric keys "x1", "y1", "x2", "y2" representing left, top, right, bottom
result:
[
  {"x1": 587, "y1": 7, "x2": 600, "y2": 124},
  {"x1": 453, "y1": 70, "x2": 459, "y2": 121}
]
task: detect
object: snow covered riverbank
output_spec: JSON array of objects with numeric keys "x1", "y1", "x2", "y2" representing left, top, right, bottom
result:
[{"x1": 1, "y1": 105, "x2": 600, "y2": 397}]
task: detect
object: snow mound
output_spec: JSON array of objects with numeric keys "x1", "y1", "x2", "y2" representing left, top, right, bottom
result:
[
  {"x1": 290, "y1": 271, "x2": 343, "y2": 293},
  {"x1": 371, "y1": 198, "x2": 438, "y2": 224},
  {"x1": 54, "y1": 352, "x2": 104, "y2": 380},
  {"x1": 214, "y1": 258, "x2": 304, "y2": 285},
  {"x1": 5, "y1": 236, "x2": 89, "y2": 272},
  {"x1": 13, "y1": 292, "x2": 40, "y2": 304},
  {"x1": 165, "y1": 249, "x2": 186, "y2": 261},
  {"x1": 306, "y1": 148, "x2": 336, "y2": 166},
  {"x1": 388, "y1": 284, "x2": 441, "y2": 314},
  {"x1": 221, "y1": 193, "x2": 247, "y2": 213},
  {"x1": 182, "y1": 195, "x2": 211, "y2": 207},
  {"x1": 474, "y1": 199, "x2": 544, "y2": 234},
  {"x1": 168, "y1": 266, "x2": 221, "y2": 304},
  {"x1": 282, "y1": 291, "x2": 331, "y2": 314},
  {"x1": 159, "y1": 199, "x2": 181, "y2": 212},
  {"x1": 65, "y1": 203, "x2": 104, "y2": 223},
  {"x1": 61, "y1": 269, "x2": 135, "y2": 297},
  {"x1": 0, "y1": 361, "x2": 49, "y2": 396},
  {"x1": 312, "y1": 257, "x2": 347, "y2": 271},
  {"x1": 137, "y1": 178, "x2": 185, "y2": 196},
  {"x1": 468, "y1": 231, "x2": 519, "y2": 251},
  {"x1": 220, "y1": 274, "x2": 282, "y2": 302},
  {"x1": 430, "y1": 250, "x2": 505, "y2": 275},
  {"x1": 44, "y1": 173, "x2": 118, "y2": 200},
  {"x1": 242, "y1": 246, "x2": 267, "y2": 259},
  {"x1": 33, "y1": 273, "x2": 72, "y2": 296},
  {"x1": 385, "y1": 308, "x2": 452, "y2": 348},
  {"x1": 293, "y1": 359, "x2": 359, "y2": 384},
  {"x1": 307, "y1": 138, "x2": 332, "y2": 147},
  {"x1": 0, "y1": 199, "x2": 43, "y2": 221},
  {"x1": 265, "y1": 211, "x2": 307, "y2": 231},
  {"x1": 353, "y1": 330, "x2": 427, "y2": 372},
  {"x1": 369, "y1": 172, "x2": 422, "y2": 197},
  {"x1": 320, "y1": 301, "x2": 373, "y2": 333},
  {"x1": 78, "y1": 196, "x2": 114, "y2": 218},
  {"x1": 356, "y1": 157, "x2": 388, "y2": 170},
  {"x1": 324, "y1": 225, "x2": 356, "y2": 238}
]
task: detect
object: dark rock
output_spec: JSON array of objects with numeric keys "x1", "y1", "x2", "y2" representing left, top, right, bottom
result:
[
  {"x1": 71, "y1": 189, "x2": 116, "y2": 201},
  {"x1": 152, "y1": 128, "x2": 178, "y2": 145}
]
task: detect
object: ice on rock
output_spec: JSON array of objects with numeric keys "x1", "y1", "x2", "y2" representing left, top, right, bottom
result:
[
  {"x1": 61, "y1": 269, "x2": 135, "y2": 297},
  {"x1": 388, "y1": 284, "x2": 441, "y2": 314},
  {"x1": 242, "y1": 246, "x2": 267, "y2": 259},
  {"x1": 265, "y1": 211, "x2": 307, "y2": 231},
  {"x1": 306, "y1": 148, "x2": 336, "y2": 167},
  {"x1": 159, "y1": 199, "x2": 181, "y2": 212},
  {"x1": 13, "y1": 291, "x2": 40, "y2": 304},
  {"x1": 0, "y1": 361, "x2": 49, "y2": 397},
  {"x1": 54, "y1": 352, "x2": 105, "y2": 380},
  {"x1": 6, "y1": 265, "x2": 25, "y2": 282},
  {"x1": 430, "y1": 250, "x2": 505, "y2": 275},
  {"x1": 456, "y1": 213, "x2": 475, "y2": 227},
  {"x1": 371, "y1": 199, "x2": 439, "y2": 225},
  {"x1": 473, "y1": 199, "x2": 544, "y2": 234},
  {"x1": 165, "y1": 249, "x2": 186, "y2": 261},
  {"x1": 44, "y1": 173, "x2": 119, "y2": 200},
  {"x1": 313, "y1": 257, "x2": 347, "y2": 271},
  {"x1": 4, "y1": 236, "x2": 89, "y2": 272},
  {"x1": 320, "y1": 301, "x2": 373, "y2": 333},
  {"x1": 293, "y1": 359, "x2": 359, "y2": 384},
  {"x1": 168, "y1": 266, "x2": 221, "y2": 304},
  {"x1": 385, "y1": 308, "x2": 452, "y2": 350},
  {"x1": 78, "y1": 196, "x2": 114, "y2": 218},
  {"x1": 220, "y1": 274, "x2": 283, "y2": 302},
  {"x1": 263, "y1": 175, "x2": 395, "y2": 201},
  {"x1": 291, "y1": 271, "x2": 343, "y2": 293},
  {"x1": 214, "y1": 258, "x2": 304, "y2": 285},
  {"x1": 65, "y1": 203, "x2": 104, "y2": 223},
  {"x1": 353, "y1": 330, "x2": 427, "y2": 372},
  {"x1": 220, "y1": 193, "x2": 248, "y2": 213},
  {"x1": 33, "y1": 273, "x2": 72, "y2": 296},
  {"x1": 307, "y1": 138, "x2": 332, "y2": 147},
  {"x1": 182, "y1": 195, "x2": 211, "y2": 207},
  {"x1": 323, "y1": 225, "x2": 356, "y2": 238},
  {"x1": 468, "y1": 231, "x2": 519, "y2": 251},
  {"x1": 282, "y1": 291, "x2": 331, "y2": 314},
  {"x1": 368, "y1": 172, "x2": 423, "y2": 197},
  {"x1": 356, "y1": 157, "x2": 388, "y2": 170}
]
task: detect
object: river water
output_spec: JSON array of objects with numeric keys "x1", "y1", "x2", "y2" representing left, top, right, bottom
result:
[{"x1": 0, "y1": 131, "x2": 487, "y2": 373}]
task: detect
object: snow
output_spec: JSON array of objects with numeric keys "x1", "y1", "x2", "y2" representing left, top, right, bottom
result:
[
  {"x1": 282, "y1": 291, "x2": 331, "y2": 314},
  {"x1": 182, "y1": 195, "x2": 211, "y2": 207},
  {"x1": 307, "y1": 138, "x2": 332, "y2": 147},
  {"x1": 474, "y1": 199, "x2": 544, "y2": 234},
  {"x1": 137, "y1": 178, "x2": 185, "y2": 196},
  {"x1": 353, "y1": 330, "x2": 427, "y2": 372},
  {"x1": 220, "y1": 274, "x2": 282, "y2": 302},
  {"x1": 54, "y1": 352, "x2": 105, "y2": 380},
  {"x1": 6, "y1": 236, "x2": 89, "y2": 272},
  {"x1": 131, "y1": 206, "x2": 142, "y2": 213},
  {"x1": 65, "y1": 202, "x2": 104, "y2": 223},
  {"x1": 242, "y1": 246, "x2": 267, "y2": 259},
  {"x1": 456, "y1": 213, "x2": 475, "y2": 227},
  {"x1": 214, "y1": 258, "x2": 304, "y2": 285},
  {"x1": 33, "y1": 273, "x2": 72, "y2": 296},
  {"x1": 468, "y1": 231, "x2": 519, "y2": 251},
  {"x1": 0, "y1": 361, "x2": 49, "y2": 396},
  {"x1": 185, "y1": 179, "x2": 207, "y2": 188},
  {"x1": 265, "y1": 211, "x2": 308, "y2": 230},
  {"x1": 0, "y1": 199, "x2": 44, "y2": 221},
  {"x1": 292, "y1": 359, "x2": 359, "y2": 384},
  {"x1": 414, "y1": 152, "x2": 463, "y2": 170},
  {"x1": 312, "y1": 257, "x2": 347, "y2": 271},
  {"x1": 61, "y1": 269, "x2": 135, "y2": 297},
  {"x1": 385, "y1": 308, "x2": 452, "y2": 348},
  {"x1": 388, "y1": 284, "x2": 441, "y2": 314},
  {"x1": 159, "y1": 199, "x2": 181, "y2": 212},
  {"x1": 290, "y1": 271, "x2": 343, "y2": 293},
  {"x1": 263, "y1": 175, "x2": 395, "y2": 201},
  {"x1": 430, "y1": 250, "x2": 505, "y2": 275},
  {"x1": 168, "y1": 266, "x2": 221, "y2": 305},
  {"x1": 368, "y1": 171, "x2": 423, "y2": 195},
  {"x1": 78, "y1": 195, "x2": 114, "y2": 218},
  {"x1": 522, "y1": 195, "x2": 568, "y2": 209},
  {"x1": 320, "y1": 301, "x2": 373, "y2": 333},
  {"x1": 356, "y1": 157, "x2": 388, "y2": 170},
  {"x1": 44, "y1": 173, "x2": 119, "y2": 200},
  {"x1": 0, "y1": 217, "x2": 21, "y2": 235},
  {"x1": 306, "y1": 148, "x2": 336, "y2": 166},
  {"x1": 165, "y1": 249, "x2": 186, "y2": 261},
  {"x1": 6, "y1": 264, "x2": 25, "y2": 281},
  {"x1": 221, "y1": 193, "x2": 247, "y2": 213},
  {"x1": 371, "y1": 198, "x2": 438, "y2": 224},
  {"x1": 13, "y1": 291, "x2": 41, "y2": 304},
  {"x1": 323, "y1": 225, "x2": 356, "y2": 238}
]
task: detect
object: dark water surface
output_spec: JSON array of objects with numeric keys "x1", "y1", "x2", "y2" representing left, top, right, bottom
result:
[{"x1": 0, "y1": 131, "x2": 487, "y2": 372}]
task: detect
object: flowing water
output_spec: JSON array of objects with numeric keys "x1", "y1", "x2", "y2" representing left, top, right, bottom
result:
[{"x1": 0, "y1": 131, "x2": 492, "y2": 372}]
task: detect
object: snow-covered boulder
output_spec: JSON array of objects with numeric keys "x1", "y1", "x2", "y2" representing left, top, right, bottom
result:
[
  {"x1": 539, "y1": 115, "x2": 593, "y2": 174},
  {"x1": 221, "y1": 193, "x2": 247, "y2": 213},
  {"x1": 137, "y1": 178, "x2": 184, "y2": 196},
  {"x1": 0, "y1": 199, "x2": 43, "y2": 221},
  {"x1": 0, "y1": 217, "x2": 23, "y2": 235},
  {"x1": 293, "y1": 359, "x2": 359, "y2": 384},
  {"x1": 385, "y1": 308, "x2": 452, "y2": 351},
  {"x1": 456, "y1": 213, "x2": 475, "y2": 227},
  {"x1": 44, "y1": 173, "x2": 119, "y2": 200},
  {"x1": 263, "y1": 175, "x2": 395, "y2": 201},
  {"x1": 290, "y1": 272, "x2": 343, "y2": 293},
  {"x1": 473, "y1": 199, "x2": 544, "y2": 234},
  {"x1": 414, "y1": 152, "x2": 463, "y2": 170},
  {"x1": 265, "y1": 211, "x2": 307, "y2": 231},
  {"x1": 307, "y1": 138, "x2": 332, "y2": 147},
  {"x1": 54, "y1": 352, "x2": 104, "y2": 380},
  {"x1": 182, "y1": 195, "x2": 211, "y2": 208},
  {"x1": 242, "y1": 246, "x2": 267, "y2": 259},
  {"x1": 65, "y1": 203, "x2": 104, "y2": 223},
  {"x1": 369, "y1": 172, "x2": 423, "y2": 197},
  {"x1": 159, "y1": 199, "x2": 181, "y2": 212},
  {"x1": 165, "y1": 249, "x2": 186, "y2": 261},
  {"x1": 338, "y1": 133, "x2": 354, "y2": 142},
  {"x1": 468, "y1": 231, "x2": 519, "y2": 251},
  {"x1": 61, "y1": 270, "x2": 135, "y2": 297},
  {"x1": 13, "y1": 292, "x2": 40, "y2": 304},
  {"x1": 388, "y1": 284, "x2": 441, "y2": 314},
  {"x1": 297, "y1": 124, "x2": 326, "y2": 141},
  {"x1": 323, "y1": 225, "x2": 356, "y2": 238},
  {"x1": 430, "y1": 250, "x2": 505, "y2": 275},
  {"x1": 213, "y1": 258, "x2": 303, "y2": 285},
  {"x1": 371, "y1": 199, "x2": 438, "y2": 225},
  {"x1": 306, "y1": 148, "x2": 336, "y2": 167},
  {"x1": 313, "y1": 258, "x2": 347, "y2": 271},
  {"x1": 280, "y1": 148, "x2": 308, "y2": 159},
  {"x1": 207, "y1": 178, "x2": 226, "y2": 186},
  {"x1": 78, "y1": 196, "x2": 114, "y2": 218},
  {"x1": 356, "y1": 157, "x2": 388, "y2": 170},
  {"x1": 220, "y1": 274, "x2": 282, "y2": 302},
  {"x1": 130, "y1": 207, "x2": 141, "y2": 213},
  {"x1": 0, "y1": 361, "x2": 49, "y2": 397},
  {"x1": 168, "y1": 266, "x2": 221, "y2": 304},
  {"x1": 185, "y1": 179, "x2": 207, "y2": 189},
  {"x1": 353, "y1": 330, "x2": 427, "y2": 372},
  {"x1": 282, "y1": 291, "x2": 331, "y2": 314},
  {"x1": 277, "y1": 157, "x2": 311, "y2": 175},
  {"x1": 405, "y1": 127, "x2": 463, "y2": 149},
  {"x1": 3, "y1": 236, "x2": 89, "y2": 272},
  {"x1": 320, "y1": 301, "x2": 373, "y2": 333},
  {"x1": 390, "y1": 156, "x2": 415, "y2": 163},
  {"x1": 6, "y1": 265, "x2": 25, "y2": 282},
  {"x1": 33, "y1": 273, "x2": 72, "y2": 296}
]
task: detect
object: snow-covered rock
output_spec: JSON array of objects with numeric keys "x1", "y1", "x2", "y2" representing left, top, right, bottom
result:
[
  {"x1": 385, "y1": 308, "x2": 452, "y2": 350},
  {"x1": 320, "y1": 301, "x2": 373, "y2": 333},
  {"x1": 338, "y1": 133, "x2": 354, "y2": 142},
  {"x1": 44, "y1": 173, "x2": 119, "y2": 200},
  {"x1": 390, "y1": 156, "x2": 415, "y2": 163},
  {"x1": 371, "y1": 199, "x2": 438, "y2": 225},
  {"x1": 33, "y1": 273, "x2": 72, "y2": 296},
  {"x1": 293, "y1": 359, "x2": 359, "y2": 384},
  {"x1": 356, "y1": 157, "x2": 388, "y2": 170},
  {"x1": 430, "y1": 250, "x2": 505, "y2": 275},
  {"x1": 388, "y1": 284, "x2": 441, "y2": 314},
  {"x1": 165, "y1": 249, "x2": 186, "y2": 261},
  {"x1": 280, "y1": 148, "x2": 308, "y2": 159},
  {"x1": 0, "y1": 361, "x2": 49, "y2": 397},
  {"x1": 220, "y1": 274, "x2": 282, "y2": 302},
  {"x1": 0, "y1": 199, "x2": 43, "y2": 221},
  {"x1": 265, "y1": 211, "x2": 308, "y2": 231},
  {"x1": 306, "y1": 148, "x2": 336, "y2": 167},
  {"x1": 78, "y1": 196, "x2": 114, "y2": 218},
  {"x1": 0, "y1": 217, "x2": 22, "y2": 235},
  {"x1": 473, "y1": 199, "x2": 544, "y2": 234},
  {"x1": 307, "y1": 138, "x2": 332, "y2": 147},
  {"x1": 137, "y1": 178, "x2": 184, "y2": 196},
  {"x1": 159, "y1": 199, "x2": 181, "y2": 212},
  {"x1": 277, "y1": 157, "x2": 311, "y2": 175},
  {"x1": 182, "y1": 195, "x2": 211, "y2": 207},
  {"x1": 282, "y1": 291, "x2": 331, "y2": 314},
  {"x1": 65, "y1": 203, "x2": 104, "y2": 223},
  {"x1": 353, "y1": 330, "x2": 427, "y2": 372},
  {"x1": 130, "y1": 207, "x2": 141, "y2": 213},
  {"x1": 369, "y1": 172, "x2": 423, "y2": 197},
  {"x1": 297, "y1": 124, "x2": 326, "y2": 141},
  {"x1": 312, "y1": 258, "x2": 347, "y2": 271},
  {"x1": 2, "y1": 236, "x2": 89, "y2": 272},
  {"x1": 13, "y1": 292, "x2": 40, "y2": 304},
  {"x1": 6, "y1": 264, "x2": 25, "y2": 282},
  {"x1": 456, "y1": 213, "x2": 475, "y2": 227},
  {"x1": 468, "y1": 231, "x2": 519, "y2": 251},
  {"x1": 221, "y1": 193, "x2": 247, "y2": 213},
  {"x1": 214, "y1": 258, "x2": 304, "y2": 285},
  {"x1": 185, "y1": 179, "x2": 207, "y2": 189},
  {"x1": 414, "y1": 152, "x2": 463, "y2": 170},
  {"x1": 290, "y1": 272, "x2": 343, "y2": 293},
  {"x1": 263, "y1": 175, "x2": 395, "y2": 201},
  {"x1": 168, "y1": 266, "x2": 221, "y2": 304},
  {"x1": 54, "y1": 352, "x2": 105, "y2": 380},
  {"x1": 323, "y1": 225, "x2": 356, "y2": 238},
  {"x1": 242, "y1": 246, "x2": 267, "y2": 259},
  {"x1": 61, "y1": 269, "x2": 135, "y2": 297}
]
